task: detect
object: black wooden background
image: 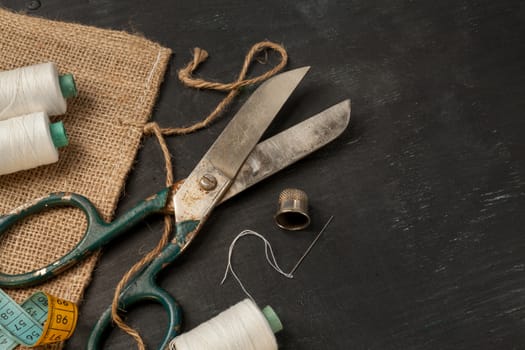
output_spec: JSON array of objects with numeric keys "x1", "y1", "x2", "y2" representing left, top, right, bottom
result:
[{"x1": 1, "y1": 0, "x2": 525, "y2": 349}]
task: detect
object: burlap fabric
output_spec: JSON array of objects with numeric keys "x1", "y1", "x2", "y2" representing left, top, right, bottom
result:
[{"x1": 0, "y1": 8, "x2": 171, "y2": 349}]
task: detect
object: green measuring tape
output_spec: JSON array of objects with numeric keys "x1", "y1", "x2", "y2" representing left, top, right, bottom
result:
[{"x1": 0, "y1": 289, "x2": 77, "y2": 349}]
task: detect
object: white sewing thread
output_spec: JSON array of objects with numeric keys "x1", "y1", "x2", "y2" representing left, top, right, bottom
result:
[
  {"x1": 221, "y1": 230, "x2": 293, "y2": 301},
  {"x1": 0, "y1": 112, "x2": 59, "y2": 175},
  {"x1": 168, "y1": 299, "x2": 277, "y2": 350},
  {"x1": 221, "y1": 217, "x2": 334, "y2": 300},
  {"x1": 0, "y1": 62, "x2": 67, "y2": 121}
]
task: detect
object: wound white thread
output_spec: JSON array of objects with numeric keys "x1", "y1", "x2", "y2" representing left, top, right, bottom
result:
[
  {"x1": 168, "y1": 299, "x2": 277, "y2": 350},
  {"x1": 0, "y1": 62, "x2": 67, "y2": 121},
  {"x1": 221, "y1": 230, "x2": 293, "y2": 301},
  {"x1": 0, "y1": 112, "x2": 59, "y2": 175}
]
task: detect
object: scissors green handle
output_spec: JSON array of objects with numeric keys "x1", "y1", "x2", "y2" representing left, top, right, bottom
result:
[
  {"x1": 0, "y1": 188, "x2": 172, "y2": 288},
  {"x1": 0, "y1": 188, "x2": 199, "y2": 349},
  {"x1": 87, "y1": 220, "x2": 198, "y2": 350}
]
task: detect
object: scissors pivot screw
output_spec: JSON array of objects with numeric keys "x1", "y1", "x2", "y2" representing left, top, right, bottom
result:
[{"x1": 199, "y1": 174, "x2": 218, "y2": 191}]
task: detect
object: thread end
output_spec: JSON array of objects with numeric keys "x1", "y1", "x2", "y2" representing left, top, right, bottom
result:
[
  {"x1": 262, "y1": 305, "x2": 283, "y2": 333},
  {"x1": 59, "y1": 74, "x2": 78, "y2": 98},
  {"x1": 50, "y1": 121, "x2": 69, "y2": 148}
]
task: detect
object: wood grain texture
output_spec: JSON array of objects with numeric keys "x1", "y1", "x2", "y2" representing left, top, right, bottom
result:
[{"x1": 1, "y1": 0, "x2": 524, "y2": 349}]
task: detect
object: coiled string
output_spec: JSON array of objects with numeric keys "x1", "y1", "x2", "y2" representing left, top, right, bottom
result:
[
  {"x1": 168, "y1": 299, "x2": 278, "y2": 350},
  {"x1": 0, "y1": 62, "x2": 68, "y2": 120},
  {"x1": 0, "y1": 112, "x2": 60, "y2": 175},
  {"x1": 112, "y1": 41, "x2": 288, "y2": 349}
]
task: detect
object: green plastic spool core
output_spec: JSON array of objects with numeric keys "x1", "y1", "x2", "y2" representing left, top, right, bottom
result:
[
  {"x1": 262, "y1": 305, "x2": 283, "y2": 333},
  {"x1": 49, "y1": 121, "x2": 69, "y2": 148},
  {"x1": 59, "y1": 74, "x2": 78, "y2": 98}
]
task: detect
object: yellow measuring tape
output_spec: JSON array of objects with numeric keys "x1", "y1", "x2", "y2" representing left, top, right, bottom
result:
[{"x1": 0, "y1": 289, "x2": 77, "y2": 349}]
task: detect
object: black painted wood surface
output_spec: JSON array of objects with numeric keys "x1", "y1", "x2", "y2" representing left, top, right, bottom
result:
[{"x1": 1, "y1": 0, "x2": 525, "y2": 349}]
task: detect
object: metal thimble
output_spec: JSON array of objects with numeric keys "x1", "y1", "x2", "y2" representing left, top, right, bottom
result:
[{"x1": 274, "y1": 188, "x2": 311, "y2": 230}]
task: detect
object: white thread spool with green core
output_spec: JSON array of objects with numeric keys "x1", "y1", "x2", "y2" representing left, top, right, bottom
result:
[
  {"x1": 169, "y1": 299, "x2": 283, "y2": 350},
  {"x1": 0, "y1": 62, "x2": 77, "y2": 121},
  {"x1": 0, "y1": 112, "x2": 69, "y2": 175},
  {"x1": 59, "y1": 73, "x2": 78, "y2": 100},
  {"x1": 261, "y1": 305, "x2": 283, "y2": 334}
]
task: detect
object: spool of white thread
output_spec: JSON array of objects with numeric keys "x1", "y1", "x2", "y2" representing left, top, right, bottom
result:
[
  {"x1": 0, "y1": 111, "x2": 69, "y2": 175},
  {"x1": 0, "y1": 62, "x2": 77, "y2": 121},
  {"x1": 169, "y1": 299, "x2": 283, "y2": 350}
]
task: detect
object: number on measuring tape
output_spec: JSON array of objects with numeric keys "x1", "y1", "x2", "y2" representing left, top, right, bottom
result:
[{"x1": 0, "y1": 289, "x2": 78, "y2": 349}]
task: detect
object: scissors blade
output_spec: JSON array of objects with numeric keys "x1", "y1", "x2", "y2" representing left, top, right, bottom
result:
[
  {"x1": 174, "y1": 66, "x2": 310, "y2": 224},
  {"x1": 222, "y1": 99, "x2": 351, "y2": 201},
  {"x1": 204, "y1": 66, "x2": 311, "y2": 179}
]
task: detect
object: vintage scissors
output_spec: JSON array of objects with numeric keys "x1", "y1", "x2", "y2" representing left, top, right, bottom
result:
[{"x1": 0, "y1": 67, "x2": 350, "y2": 349}]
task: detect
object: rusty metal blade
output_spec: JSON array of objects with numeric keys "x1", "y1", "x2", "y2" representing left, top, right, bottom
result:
[
  {"x1": 222, "y1": 99, "x2": 351, "y2": 202},
  {"x1": 173, "y1": 67, "x2": 310, "y2": 224},
  {"x1": 204, "y1": 66, "x2": 311, "y2": 179}
]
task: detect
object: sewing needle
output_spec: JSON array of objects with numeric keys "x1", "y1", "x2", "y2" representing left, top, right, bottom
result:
[{"x1": 289, "y1": 215, "x2": 334, "y2": 276}]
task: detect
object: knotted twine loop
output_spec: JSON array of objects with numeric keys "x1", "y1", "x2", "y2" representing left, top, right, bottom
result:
[{"x1": 112, "y1": 41, "x2": 288, "y2": 350}]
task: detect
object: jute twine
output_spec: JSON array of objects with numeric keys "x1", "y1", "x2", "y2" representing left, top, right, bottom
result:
[{"x1": 113, "y1": 41, "x2": 288, "y2": 350}]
